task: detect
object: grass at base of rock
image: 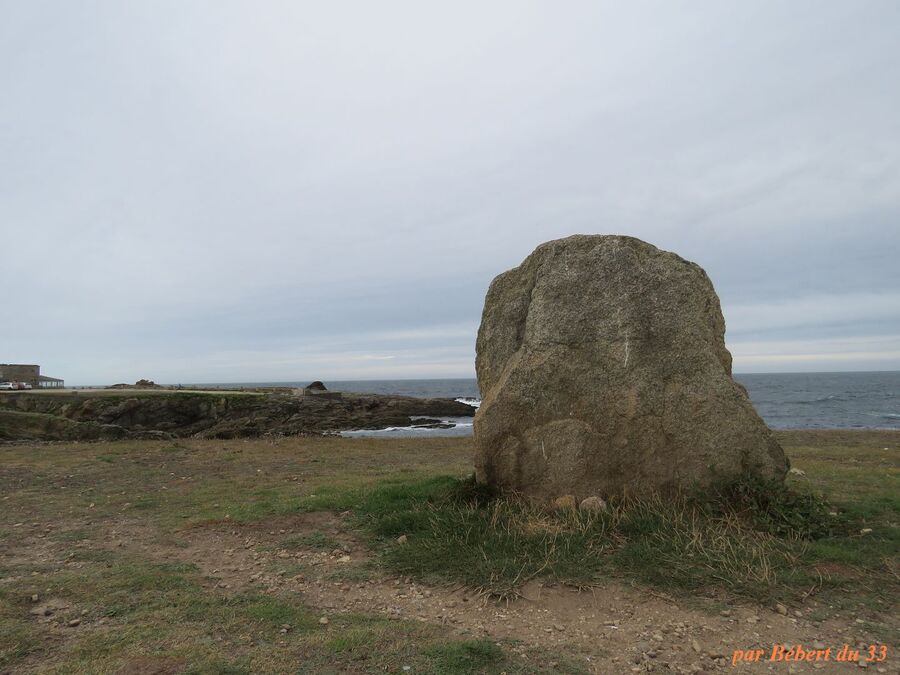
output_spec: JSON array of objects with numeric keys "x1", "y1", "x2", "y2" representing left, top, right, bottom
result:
[
  {"x1": 299, "y1": 471, "x2": 895, "y2": 608},
  {"x1": 293, "y1": 442, "x2": 898, "y2": 622}
]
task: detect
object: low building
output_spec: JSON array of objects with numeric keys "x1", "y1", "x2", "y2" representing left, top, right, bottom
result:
[{"x1": 0, "y1": 364, "x2": 65, "y2": 388}]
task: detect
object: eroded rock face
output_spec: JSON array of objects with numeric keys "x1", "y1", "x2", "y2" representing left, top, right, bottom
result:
[{"x1": 474, "y1": 235, "x2": 788, "y2": 501}]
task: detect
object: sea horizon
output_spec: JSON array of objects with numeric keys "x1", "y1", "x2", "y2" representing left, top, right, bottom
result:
[
  {"x1": 73, "y1": 368, "x2": 900, "y2": 389},
  {"x1": 67, "y1": 370, "x2": 900, "y2": 433}
]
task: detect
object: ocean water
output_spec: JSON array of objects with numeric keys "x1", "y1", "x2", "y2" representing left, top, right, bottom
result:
[
  {"x1": 195, "y1": 372, "x2": 899, "y2": 436},
  {"x1": 735, "y1": 371, "x2": 900, "y2": 430}
]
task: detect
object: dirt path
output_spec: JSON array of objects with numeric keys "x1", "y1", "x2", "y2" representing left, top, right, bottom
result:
[{"x1": 80, "y1": 513, "x2": 892, "y2": 675}]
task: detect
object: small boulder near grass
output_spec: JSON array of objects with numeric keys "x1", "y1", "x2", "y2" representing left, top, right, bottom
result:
[
  {"x1": 552, "y1": 495, "x2": 577, "y2": 511},
  {"x1": 579, "y1": 496, "x2": 607, "y2": 513},
  {"x1": 474, "y1": 235, "x2": 788, "y2": 502}
]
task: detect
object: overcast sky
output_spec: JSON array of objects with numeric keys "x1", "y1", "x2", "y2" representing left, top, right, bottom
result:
[{"x1": 2, "y1": 1, "x2": 899, "y2": 385}]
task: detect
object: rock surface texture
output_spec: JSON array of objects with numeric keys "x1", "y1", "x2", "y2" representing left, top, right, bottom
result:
[{"x1": 474, "y1": 235, "x2": 788, "y2": 500}]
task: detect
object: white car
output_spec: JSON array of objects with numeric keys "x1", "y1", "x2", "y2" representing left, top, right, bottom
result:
[{"x1": 0, "y1": 382, "x2": 15, "y2": 390}]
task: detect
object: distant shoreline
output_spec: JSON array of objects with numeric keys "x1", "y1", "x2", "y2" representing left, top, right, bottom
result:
[
  {"x1": 63, "y1": 369, "x2": 900, "y2": 389},
  {"x1": 5, "y1": 370, "x2": 898, "y2": 433}
]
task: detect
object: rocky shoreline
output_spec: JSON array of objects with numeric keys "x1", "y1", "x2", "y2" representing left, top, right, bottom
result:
[{"x1": 0, "y1": 389, "x2": 475, "y2": 442}]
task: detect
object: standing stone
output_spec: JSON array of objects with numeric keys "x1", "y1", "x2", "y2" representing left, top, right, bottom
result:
[{"x1": 474, "y1": 235, "x2": 788, "y2": 501}]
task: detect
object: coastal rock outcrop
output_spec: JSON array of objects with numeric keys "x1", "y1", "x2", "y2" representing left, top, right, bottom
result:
[
  {"x1": 474, "y1": 235, "x2": 788, "y2": 501},
  {"x1": 0, "y1": 390, "x2": 475, "y2": 441}
]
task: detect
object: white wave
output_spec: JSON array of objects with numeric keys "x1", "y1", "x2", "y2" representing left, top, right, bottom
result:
[
  {"x1": 342, "y1": 423, "x2": 454, "y2": 434},
  {"x1": 340, "y1": 417, "x2": 475, "y2": 437},
  {"x1": 455, "y1": 397, "x2": 481, "y2": 408}
]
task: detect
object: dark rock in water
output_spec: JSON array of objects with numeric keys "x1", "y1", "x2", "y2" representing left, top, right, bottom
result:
[
  {"x1": 107, "y1": 379, "x2": 163, "y2": 390},
  {"x1": 474, "y1": 234, "x2": 788, "y2": 501},
  {"x1": 298, "y1": 381, "x2": 341, "y2": 400},
  {"x1": 409, "y1": 418, "x2": 455, "y2": 429}
]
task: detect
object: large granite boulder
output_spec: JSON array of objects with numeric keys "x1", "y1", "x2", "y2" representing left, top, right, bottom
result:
[{"x1": 474, "y1": 235, "x2": 788, "y2": 501}]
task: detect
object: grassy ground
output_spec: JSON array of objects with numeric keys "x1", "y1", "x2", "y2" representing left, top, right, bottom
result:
[{"x1": 0, "y1": 432, "x2": 897, "y2": 673}]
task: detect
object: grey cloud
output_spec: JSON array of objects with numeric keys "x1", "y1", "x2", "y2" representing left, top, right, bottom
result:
[{"x1": 2, "y1": 1, "x2": 898, "y2": 383}]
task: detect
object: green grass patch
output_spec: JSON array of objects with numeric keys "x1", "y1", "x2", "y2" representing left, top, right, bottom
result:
[
  {"x1": 50, "y1": 528, "x2": 93, "y2": 542},
  {"x1": 130, "y1": 495, "x2": 162, "y2": 510},
  {"x1": 223, "y1": 592, "x2": 318, "y2": 630},
  {"x1": 325, "y1": 561, "x2": 377, "y2": 583},
  {"x1": 308, "y1": 473, "x2": 896, "y2": 604},
  {"x1": 0, "y1": 616, "x2": 41, "y2": 669},
  {"x1": 183, "y1": 659, "x2": 251, "y2": 675},
  {"x1": 424, "y1": 639, "x2": 505, "y2": 673},
  {"x1": 281, "y1": 531, "x2": 340, "y2": 551},
  {"x1": 421, "y1": 638, "x2": 584, "y2": 674},
  {"x1": 702, "y1": 472, "x2": 839, "y2": 538}
]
